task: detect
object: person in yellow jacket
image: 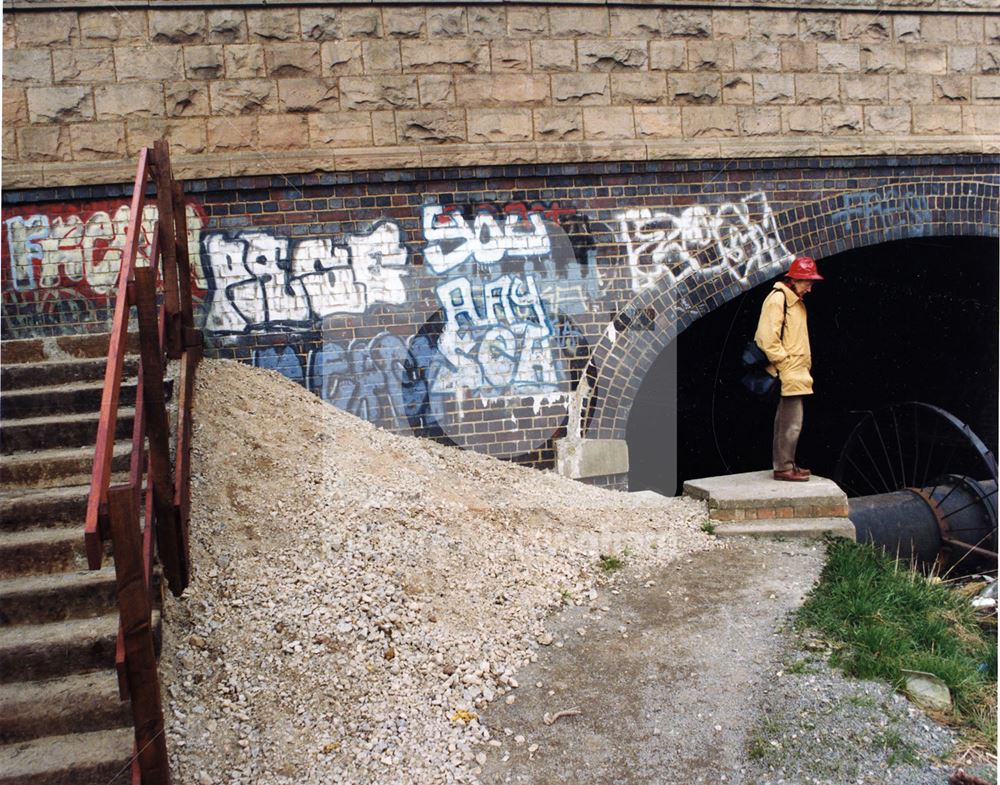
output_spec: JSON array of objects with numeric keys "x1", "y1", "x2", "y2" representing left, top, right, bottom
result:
[{"x1": 754, "y1": 256, "x2": 824, "y2": 482}]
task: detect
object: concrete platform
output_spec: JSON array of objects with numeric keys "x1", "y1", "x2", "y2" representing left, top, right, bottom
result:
[
  {"x1": 683, "y1": 470, "x2": 855, "y2": 541},
  {"x1": 684, "y1": 470, "x2": 849, "y2": 519}
]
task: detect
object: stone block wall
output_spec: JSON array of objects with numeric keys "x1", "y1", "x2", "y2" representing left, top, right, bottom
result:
[{"x1": 3, "y1": 3, "x2": 1000, "y2": 187}]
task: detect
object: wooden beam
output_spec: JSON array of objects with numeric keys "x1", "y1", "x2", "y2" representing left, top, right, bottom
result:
[{"x1": 107, "y1": 486, "x2": 170, "y2": 785}]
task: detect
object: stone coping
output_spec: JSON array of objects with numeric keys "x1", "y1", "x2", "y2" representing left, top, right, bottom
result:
[
  {"x1": 4, "y1": 0, "x2": 997, "y2": 11},
  {"x1": 4, "y1": 134, "x2": 997, "y2": 189}
]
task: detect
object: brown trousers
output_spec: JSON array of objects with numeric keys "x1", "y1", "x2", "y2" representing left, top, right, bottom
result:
[{"x1": 773, "y1": 395, "x2": 804, "y2": 472}]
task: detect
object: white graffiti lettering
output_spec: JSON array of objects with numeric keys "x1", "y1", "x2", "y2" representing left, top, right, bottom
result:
[
  {"x1": 431, "y1": 272, "x2": 562, "y2": 402},
  {"x1": 418, "y1": 202, "x2": 596, "y2": 408},
  {"x1": 421, "y1": 205, "x2": 551, "y2": 275},
  {"x1": 4, "y1": 205, "x2": 205, "y2": 297},
  {"x1": 615, "y1": 192, "x2": 792, "y2": 293},
  {"x1": 201, "y1": 221, "x2": 408, "y2": 334}
]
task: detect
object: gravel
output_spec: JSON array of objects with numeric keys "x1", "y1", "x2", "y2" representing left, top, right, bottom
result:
[
  {"x1": 742, "y1": 633, "x2": 957, "y2": 785},
  {"x1": 159, "y1": 359, "x2": 716, "y2": 785}
]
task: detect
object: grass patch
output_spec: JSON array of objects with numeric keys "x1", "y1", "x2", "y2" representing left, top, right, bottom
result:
[
  {"x1": 700, "y1": 520, "x2": 717, "y2": 535},
  {"x1": 798, "y1": 538, "x2": 997, "y2": 752}
]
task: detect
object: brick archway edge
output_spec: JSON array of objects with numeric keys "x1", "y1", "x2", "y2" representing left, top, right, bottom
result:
[{"x1": 575, "y1": 176, "x2": 1000, "y2": 444}]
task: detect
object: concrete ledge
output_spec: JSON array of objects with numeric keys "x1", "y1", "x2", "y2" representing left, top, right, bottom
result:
[
  {"x1": 555, "y1": 438, "x2": 628, "y2": 481},
  {"x1": 4, "y1": 135, "x2": 995, "y2": 189},
  {"x1": 715, "y1": 518, "x2": 857, "y2": 542},
  {"x1": 684, "y1": 470, "x2": 847, "y2": 511}
]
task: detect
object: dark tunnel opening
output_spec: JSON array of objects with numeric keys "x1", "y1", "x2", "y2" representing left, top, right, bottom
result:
[{"x1": 627, "y1": 236, "x2": 999, "y2": 495}]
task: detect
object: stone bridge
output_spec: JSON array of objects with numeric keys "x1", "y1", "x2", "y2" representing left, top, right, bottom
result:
[{"x1": 3, "y1": 1, "x2": 998, "y2": 486}]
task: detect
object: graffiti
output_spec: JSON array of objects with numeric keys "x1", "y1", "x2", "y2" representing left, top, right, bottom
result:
[
  {"x1": 832, "y1": 187, "x2": 933, "y2": 232},
  {"x1": 308, "y1": 332, "x2": 428, "y2": 429},
  {"x1": 254, "y1": 346, "x2": 305, "y2": 386},
  {"x1": 3, "y1": 204, "x2": 205, "y2": 297},
  {"x1": 430, "y1": 272, "x2": 562, "y2": 401},
  {"x1": 201, "y1": 221, "x2": 407, "y2": 334},
  {"x1": 419, "y1": 202, "x2": 599, "y2": 410},
  {"x1": 615, "y1": 192, "x2": 792, "y2": 293},
  {"x1": 421, "y1": 202, "x2": 576, "y2": 274},
  {"x1": 248, "y1": 333, "x2": 430, "y2": 430}
]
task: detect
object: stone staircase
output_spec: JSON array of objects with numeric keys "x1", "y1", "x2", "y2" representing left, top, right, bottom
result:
[
  {"x1": 0, "y1": 333, "x2": 163, "y2": 785},
  {"x1": 683, "y1": 470, "x2": 857, "y2": 540}
]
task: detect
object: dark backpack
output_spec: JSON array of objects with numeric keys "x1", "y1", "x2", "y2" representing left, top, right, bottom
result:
[{"x1": 740, "y1": 293, "x2": 787, "y2": 400}]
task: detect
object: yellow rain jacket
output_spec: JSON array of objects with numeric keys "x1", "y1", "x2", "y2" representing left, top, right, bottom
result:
[{"x1": 754, "y1": 281, "x2": 813, "y2": 396}]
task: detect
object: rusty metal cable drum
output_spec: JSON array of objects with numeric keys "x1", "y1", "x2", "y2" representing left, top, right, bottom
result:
[{"x1": 834, "y1": 402, "x2": 998, "y2": 572}]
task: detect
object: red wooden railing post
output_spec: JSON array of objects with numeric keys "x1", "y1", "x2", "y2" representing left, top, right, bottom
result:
[
  {"x1": 152, "y1": 140, "x2": 182, "y2": 360},
  {"x1": 133, "y1": 265, "x2": 188, "y2": 594},
  {"x1": 107, "y1": 486, "x2": 170, "y2": 785},
  {"x1": 171, "y1": 179, "x2": 196, "y2": 338}
]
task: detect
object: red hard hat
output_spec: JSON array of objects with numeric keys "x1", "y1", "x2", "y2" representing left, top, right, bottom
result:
[{"x1": 787, "y1": 256, "x2": 824, "y2": 280}]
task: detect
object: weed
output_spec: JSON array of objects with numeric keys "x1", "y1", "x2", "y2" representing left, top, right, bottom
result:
[
  {"x1": 843, "y1": 693, "x2": 877, "y2": 709},
  {"x1": 882, "y1": 728, "x2": 920, "y2": 767},
  {"x1": 598, "y1": 552, "x2": 625, "y2": 573},
  {"x1": 559, "y1": 588, "x2": 572, "y2": 605},
  {"x1": 746, "y1": 716, "x2": 784, "y2": 762},
  {"x1": 785, "y1": 658, "x2": 816, "y2": 675},
  {"x1": 798, "y1": 539, "x2": 997, "y2": 752},
  {"x1": 747, "y1": 736, "x2": 768, "y2": 760},
  {"x1": 700, "y1": 520, "x2": 717, "y2": 535}
]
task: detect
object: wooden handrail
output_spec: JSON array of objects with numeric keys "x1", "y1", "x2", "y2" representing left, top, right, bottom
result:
[{"x1": 85, "y1": 141, "x2": 201, "y2": 785}]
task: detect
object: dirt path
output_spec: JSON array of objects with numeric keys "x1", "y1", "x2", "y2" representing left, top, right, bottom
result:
[{"x1": 477, "y1": 538, "x2": 825, "y2": 785}]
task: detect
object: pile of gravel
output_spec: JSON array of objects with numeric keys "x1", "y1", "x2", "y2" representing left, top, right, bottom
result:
[{"x1": 160, "y1": 359, "x2": 715, "y2": 785}]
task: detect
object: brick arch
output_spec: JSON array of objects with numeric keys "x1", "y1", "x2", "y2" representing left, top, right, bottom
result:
[{"x1": 575, "y1": 177, "x2": 1000, "y2": 444}]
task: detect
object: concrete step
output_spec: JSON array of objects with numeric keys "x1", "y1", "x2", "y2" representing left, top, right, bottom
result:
[
  {"x1": 0, "y1": 442, "x2": 132, "y2": 491},
  {"x1": 683, "y1": 470, "x2": 850, "y2": 523},
  {"x1": 0, "y1": 356, "x2": 139, "y2": 391},
  {"x1": 0, "y1": 611, "x2": 160, "y2": 684},
  {"x1": 0, "y1": 613, "x2": 118, "y2": 684},
  {"x1": 1, "y1": 332, "x2": 139, "y2": 365},
  {"x1": 0, "y1": 378, "x2": 167, "y2": 421},
  {"x1": 0, "y1": 484, "x2": 93, "y2": 531},
  {"x1": 0, "y1": 568, "x2": 118, "y2": 626},
  {"x1": 0, "y1": 671, "x2": 130, "y2": 744},
  {"x1": 0, "y1": 726, "x2": 134, "y2": 785},
  {"x1": 0, "y1": 408, "x2": 135, "y2": 454},
  {"x1": 715, "y1": 517, "x2": 857, "y2": 541},
  {"x1": 0, "y1": 528, "x2": 91, "y2": 579}
]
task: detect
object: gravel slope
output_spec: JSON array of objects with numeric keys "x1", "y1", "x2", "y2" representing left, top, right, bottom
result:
[{"x1": 159, "y1": 359, "x2": 716, "y2": 785}]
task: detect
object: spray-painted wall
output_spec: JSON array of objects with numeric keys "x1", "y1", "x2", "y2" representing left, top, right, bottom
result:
[{"x1": 3, "y1": 154, "x2": 997, "y2": 480}]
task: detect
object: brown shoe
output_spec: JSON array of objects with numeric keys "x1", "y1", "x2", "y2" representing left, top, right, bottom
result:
[
  {"x1": 774, "y1": 468, "x2": 809, "y2": 482},
  {"x1": 793, "y1": 464, "x2": 811, "y2": 477}
]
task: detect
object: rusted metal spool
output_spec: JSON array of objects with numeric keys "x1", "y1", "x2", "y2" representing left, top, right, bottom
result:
[{"x1": 835, "y1": 402, "x2": 998, "y2": 572}]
